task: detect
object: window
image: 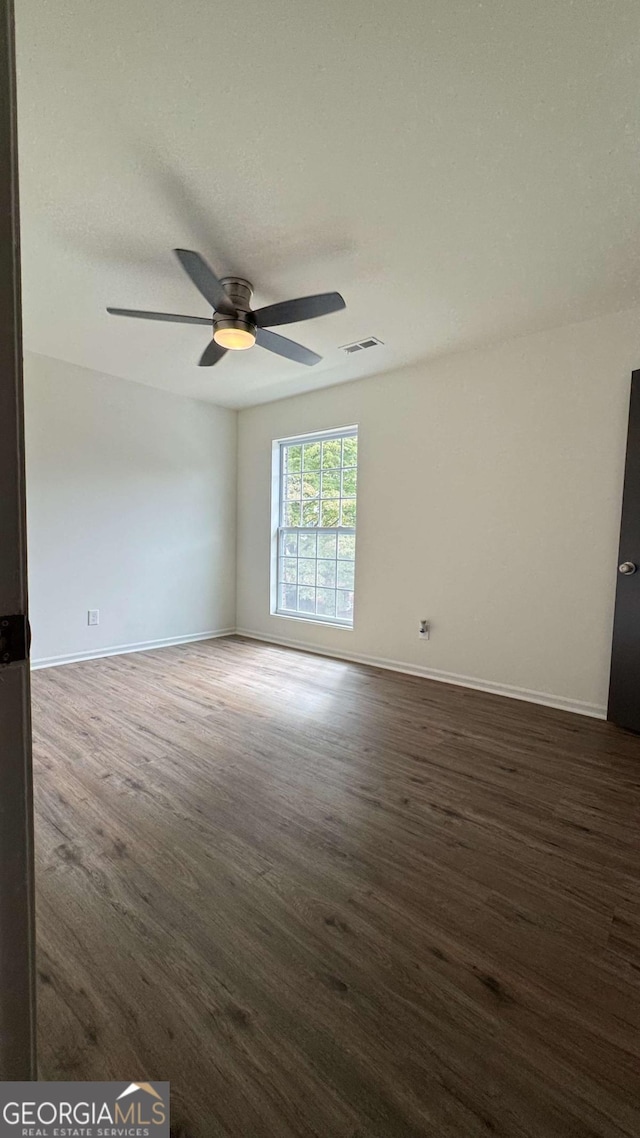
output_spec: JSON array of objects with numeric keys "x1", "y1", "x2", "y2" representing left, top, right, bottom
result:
[{"x1": 274, "y1": 427, "x2": 358, "y2": 626}]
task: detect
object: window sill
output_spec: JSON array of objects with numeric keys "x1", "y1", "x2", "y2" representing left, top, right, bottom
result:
[{"x1": 271, "y1": 611, "x2": 354, "y2": 631}]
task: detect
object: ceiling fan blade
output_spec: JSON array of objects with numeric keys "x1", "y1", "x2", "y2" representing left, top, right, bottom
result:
[
  {"x1": 107, "y1": 307, "x2": 212, "y2": 326},
  {"x1": 198, "y1": 339, "x2": 228, "y2": 367},
  {"x1": 256, "y1": 327, "x2": 321, "y2": 366},
  {"x1": 254, "y1": 291, "x2": 346, "y2": 328},
  {"x1": 174, "y1": 249, "x2": 236, "y2": 316}
]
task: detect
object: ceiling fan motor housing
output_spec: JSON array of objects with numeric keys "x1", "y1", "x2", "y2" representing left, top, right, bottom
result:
[
  {"x1": 214, "y1": 277, "x2": 256, "y2": 341},
  {"x1": 219, "y1": 277, "x2": 253, "y2": 311},
  {"x1": 214, "y1": 312, "x2": 257, "y2": 336}
]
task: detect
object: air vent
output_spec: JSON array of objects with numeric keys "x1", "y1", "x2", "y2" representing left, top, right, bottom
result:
[{"x1": 341, "y1": 336, "x2": 383, "y2": 355}]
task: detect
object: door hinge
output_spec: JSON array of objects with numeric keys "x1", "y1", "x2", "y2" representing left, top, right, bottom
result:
[{"x1": 0, "y1": 614, "x2": 30, "y2": 665}]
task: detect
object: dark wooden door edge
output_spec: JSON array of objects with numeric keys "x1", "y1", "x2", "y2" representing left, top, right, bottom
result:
[{"x1": 0, "y1": 0, "x2": 37, "y2": 1079}]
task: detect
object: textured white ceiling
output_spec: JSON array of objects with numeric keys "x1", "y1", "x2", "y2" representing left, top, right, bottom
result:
[{"x1": 14, "y1": 0, "x2": 640, "y2": 408}]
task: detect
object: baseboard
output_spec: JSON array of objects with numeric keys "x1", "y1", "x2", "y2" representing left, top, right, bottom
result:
[
  {"x1": 235, "y1": 628, "x2": 607, "y2": 720},
  {"x1": 31, "y1": 624, "x2": 608, "y2": 720},
  {"x1": 31, "y1": 628, "x2": 236, "y2": 670}
]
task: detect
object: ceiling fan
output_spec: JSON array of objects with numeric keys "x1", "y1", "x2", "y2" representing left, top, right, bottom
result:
[{"x1": 107, "y1": 249, "x2": 346, "y2": 368}]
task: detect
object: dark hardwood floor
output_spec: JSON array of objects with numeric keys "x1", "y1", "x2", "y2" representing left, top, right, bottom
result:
[{"x1": 32, "y1": 636, "x2": 640, "y2": 1137}]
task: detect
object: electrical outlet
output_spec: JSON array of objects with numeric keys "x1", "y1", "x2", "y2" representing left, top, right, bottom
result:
[
  {"x1": 419, "y1": 619, "x2": 430, "y2": 639},
  {"x1": 88, "y1": 609, "x2": 99, "y2": 627}
]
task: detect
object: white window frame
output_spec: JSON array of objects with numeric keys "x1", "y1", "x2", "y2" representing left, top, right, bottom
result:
[{"x1": 271, "y1": 426, "x2": 358, "y2": 628}]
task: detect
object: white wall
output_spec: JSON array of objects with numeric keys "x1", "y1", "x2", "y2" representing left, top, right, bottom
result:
[
  {"x1": 237, "y1": 306, "x2": 640, "y2": 716},
  {"x1": 25, "y1": 353, "x2": 236, "y2": 665}
]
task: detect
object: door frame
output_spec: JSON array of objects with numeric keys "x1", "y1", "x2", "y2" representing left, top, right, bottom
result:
[{"x1": 0, "y1": 0, "x2": 37, "y2": 1078}]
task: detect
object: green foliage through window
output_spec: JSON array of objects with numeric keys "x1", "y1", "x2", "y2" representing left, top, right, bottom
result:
[{"x1": 277, "y1": 429, "x2": 358, "y2": 626}]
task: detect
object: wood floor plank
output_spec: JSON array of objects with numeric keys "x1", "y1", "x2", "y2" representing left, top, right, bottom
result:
[{"x1": 32, "y1": 636, "x2": 640, "y2": 1137}]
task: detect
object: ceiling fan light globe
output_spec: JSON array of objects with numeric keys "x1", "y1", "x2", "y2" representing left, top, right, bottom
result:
[
  {"x1": 213, "y1": 314, "x2": 257, "y2": 351},
  {"x1": 213, "y1": 325, "x2": 256, "y2": 350}
]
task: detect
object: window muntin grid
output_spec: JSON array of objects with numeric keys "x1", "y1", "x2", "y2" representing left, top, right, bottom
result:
[{"x1": 276, "y1": 431, "x2": 357, "y2": 626}]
